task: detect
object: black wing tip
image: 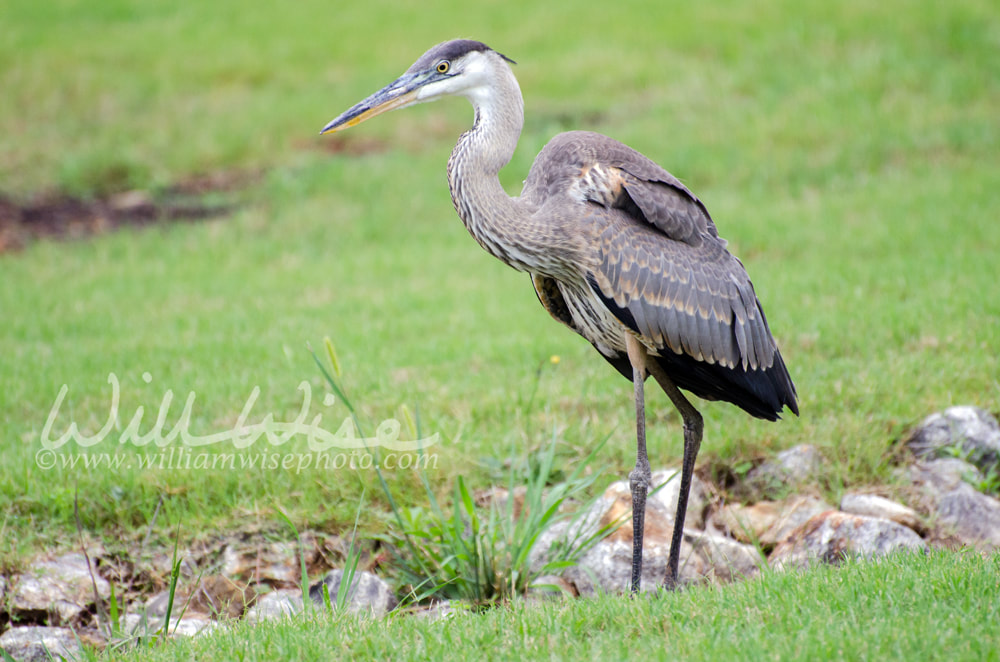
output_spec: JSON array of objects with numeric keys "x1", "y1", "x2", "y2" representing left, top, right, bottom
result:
[
  {"x1": 598, "y1": 345, "x2": 799, "y2": 421},
  {"x1": 584, "y1": 271, "x2": 799, "y2": 421},
  {"x1": 758, "y1": 398, "x2": 799, "y2": 422},
  {"x1": 786, "y1": 398, "x2": 800, "y2": 418},
  {"x1": 746, "y1": 358, "x2": 799, "y2": 422},
  {"x1": 770, "y1": 353, "x2": 800, "y2": 419},
  {"x1": 650, "y1": 350, "x2": 799, "y2": 422}
]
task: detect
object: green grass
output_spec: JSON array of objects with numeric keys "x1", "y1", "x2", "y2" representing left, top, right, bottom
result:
[
  {"x1": 116, "y1": 552, "x2": 1000, "y2": 661},
  {"x1": 1, "y1": 0, "x2": 998, "y2": 607}
]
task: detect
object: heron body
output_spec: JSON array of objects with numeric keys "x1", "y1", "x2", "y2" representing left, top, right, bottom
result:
[{"x1": 322, "y1": 39, "x2": 798, "y2": 592}]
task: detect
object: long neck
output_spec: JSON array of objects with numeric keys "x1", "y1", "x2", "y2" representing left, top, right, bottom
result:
[{"x1": 447, "y1": 63, "x2": 538, "y2": 272}]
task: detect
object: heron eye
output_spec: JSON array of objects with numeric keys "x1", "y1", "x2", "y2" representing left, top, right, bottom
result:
[{"x1": 436, "y1": 60, "x2": 450, "y2": 74}]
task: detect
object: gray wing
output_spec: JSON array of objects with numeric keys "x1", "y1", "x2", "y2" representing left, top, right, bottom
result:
[
  {"x1": 524, "y1": 131, "x2": 797, "y2": 418},
  {"x1": 587, "y1": 214, "x2": 776, "y2": 372},
  {"x1": 540, "y1": 131, "x2": 779, "y2": 372},
  {"x1": 527, "y1": 130, "x2": 720, "y2": 245}
]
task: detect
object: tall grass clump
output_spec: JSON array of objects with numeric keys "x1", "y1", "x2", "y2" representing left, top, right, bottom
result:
[{"x1": 311, "y1": 338, "x2": 616, "y2": 607}]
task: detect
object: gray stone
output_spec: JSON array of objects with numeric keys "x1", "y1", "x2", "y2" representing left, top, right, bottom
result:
[
  {"x1": 536, "y1": 471, "x2": 711, "y2": 594},
  {"x1": 907, "y1": 406, "x2": 1000, "y2": 474},
  {"x1": 143, "y1": 590, "x2": 172, "y2": 618},
  {"x1": 526, "y1": 487, "x2": 625, "y2": 590},
  {"x1": 904, "y1": 457, "x2": 1000, "y2": 551},
  {"x1": 689, "y1": 531, "x2": 765, "y2": 582},
  {"x1": 561, "y1": 536, "x2": 703, "y2": 595},
  {"x1": 244, "y1": 589, "x2": 303, "y2": 624},
  {"x1": 309, "y1": 570, "x2": 397, "y2": 616},
  {"x1": 10, "y1": 553, "x2": 111, "y2": 625},
  {"x1": 0, "y1": 626, "x2": 81, "y2": 662},
  {"x1": 528, "y1": 473, "x2": 692, "y2": 579},
  {"x1": 769, "y1": 511, "x2": 927, "y2": 571},
  {"x1": 145, "y1": 575, "x2": 255, "y2": 621},
  {"x1": 122, "y1": 613, "x2": 151, "y2": 636},
  {"x1": 149, "y1": 549, "x2": 197, "y2": 580},
  {"x1": 221, "y1": 539, "x2": 303, "y2": 586},
  {"x1": 840, "y1": 493, "x2": 923, "y2": 533},
  {"x1": 412, "y1": 600, "x2": 457, "y2": 622},
  {"x1": 907, "y1": 458, "x2": 983, "y2": 495},
  {"x1": 774, "y1": 444, "x2": 825, "y2": 478},
  {"x1": 526, "y1": 496, "x2": 606, "y2": 578},
  {"x1": 745, "y1": 444, "x2": 825, "y2": 497},
  {"x1": 601, "y1": 477, "x2": 703, "y2": 541},
  {"x1": 166, "y1": 616, "x2": 219, "y2": 638},
  {"x1": 125, "y1": 612, "x2": 218, "y2": 638},
  {"x1": 646, "y1": 468, "x2": 711, "y2": 529},
  {"x1": 934, "y1": 482, "x2": 1000, "y2": 552}
]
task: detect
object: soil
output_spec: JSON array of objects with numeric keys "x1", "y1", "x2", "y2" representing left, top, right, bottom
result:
[{"x1": 0, "y1": 170, "x2": 259, "y2": 253}]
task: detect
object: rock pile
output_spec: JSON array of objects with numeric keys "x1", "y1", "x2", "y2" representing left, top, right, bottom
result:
[{"x1": 2, "y1": 406, "x2": 998, "y2": 660}]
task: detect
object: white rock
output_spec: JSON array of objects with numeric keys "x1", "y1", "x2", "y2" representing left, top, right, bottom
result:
[
  {"x1": 10, "y1": 553, "x2": 110, "y2": 625},
  {"x1": 935, "y1": 482, "x2": 1000, "y2": 552},
  {"x1": 745, "y1": 444, "x2": 825, "y2": 497},
  {"x1": 689, "y1": 531, "x2": 765, "y2": 582},
  {"x1": 121, "y1": 610, "x2": 218, "y2": 639},
  {"x1": 531, "y1": 469, "x2": 753, "y2": 592},
  {"x1": 840, "y1": 493, "x2": 923, "y2": 533},
  {"x1": 244, "y1": 589, "x2": 303, "y2": 624},
  {"x1": 144, "y1": 590, "x2": 172, "y2": 618},
  {"x1": 529, "y1": 470, "x2": 705, "y2": 580},
  {"x1": 647, "y1": 468, "x2": 710, "y2": 530},
  {"x1": 713, "y1": 495, "x2": 833, "y2": 545},
  {"x1": 907, "y1": 406, "x2": 1000, "y2": 473},
  {"x1": 907, "y1": 458, "x2": 982, "y2": 495},
  {"x1": 0, "y1": 626, "x2": 81, "y2": 662},
  {"x1": 167, "y1": 616, "x2": 219, "y2": 638},
  {"x1": 769, "y1": 511, "x2": 927, "y2": 571},
  {"x1": 562, "y1": 536, "x2": 703, "y2": 595},
  {"x1": 122, "y1": 612, "x2": 150, "y2": 636},
  {"x1": 412, "y1": 599, "x2": 458, "y2": 622},
  {"x1": 309, "y1": 570, "x2": 397, "y2": 616}
]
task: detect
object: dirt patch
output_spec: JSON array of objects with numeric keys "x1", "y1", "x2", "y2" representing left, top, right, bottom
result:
[
  {"x1": 0, "y1": 170, "x2": 259, "y2": 253},
  {"x1": 315, "y1": 135, "x2": 388, "y2": 157}
]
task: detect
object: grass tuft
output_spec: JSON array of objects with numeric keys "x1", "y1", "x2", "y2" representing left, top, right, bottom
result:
[{"x1": 312, "y1": 341, "x2": 615, "y2": 607}]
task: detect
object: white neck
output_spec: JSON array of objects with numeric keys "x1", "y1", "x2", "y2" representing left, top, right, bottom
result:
[{"x1": 446, "y1": 56, "x2": 544, "y2": 271}]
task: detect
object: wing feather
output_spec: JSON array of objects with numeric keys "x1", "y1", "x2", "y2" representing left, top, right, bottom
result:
[
  {"x1": 524, "y1": 130, "x2": 797, "y2": 417},
  {"x1": 587, "y1": 168, "x2": 781, "y2": 372}
]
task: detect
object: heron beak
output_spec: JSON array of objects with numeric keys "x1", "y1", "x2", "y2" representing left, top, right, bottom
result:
[{"x1": 320, "y1": 71, "x2": 425, "y2": 135}]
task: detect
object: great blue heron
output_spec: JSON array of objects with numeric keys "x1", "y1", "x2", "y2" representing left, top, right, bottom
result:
[{"x1": 321, "y1": 39, "x2": 798, "y2": 592}]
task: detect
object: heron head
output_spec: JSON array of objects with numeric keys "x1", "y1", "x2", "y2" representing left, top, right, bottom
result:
[{"x1": 320, "y1": 39, "x2": 515, "y2": 135}]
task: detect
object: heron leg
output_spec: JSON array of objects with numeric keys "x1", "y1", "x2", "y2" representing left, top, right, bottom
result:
[
  {"x1": 625, "y1": 336, "x2": 651, "y2": 595},
  {"x1": 647, "y1": 360, "x2": 703, "y2": 590}
]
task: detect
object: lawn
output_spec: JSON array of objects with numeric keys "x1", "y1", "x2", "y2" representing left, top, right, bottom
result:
[
  {"x1": 1, "y1": 0, "x2": 999, "y2": 655},
  {"x1": 123, "y1": 552, "x2": 1000, "y2": 661}
]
